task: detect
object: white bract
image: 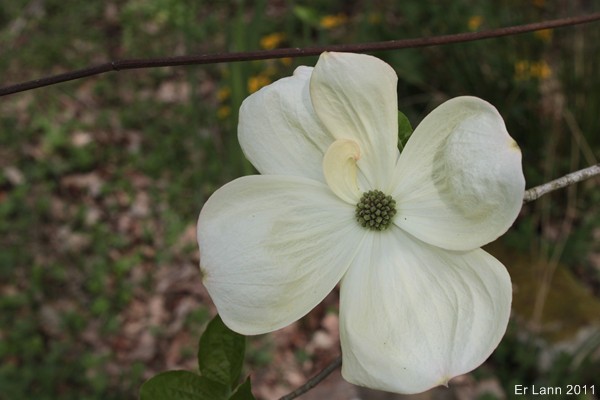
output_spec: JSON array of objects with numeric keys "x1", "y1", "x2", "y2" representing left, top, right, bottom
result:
[{"x1": 197, "y1": 52, "x2": 525, "y2": 394}]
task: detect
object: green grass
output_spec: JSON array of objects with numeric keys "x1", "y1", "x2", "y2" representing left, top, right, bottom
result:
[{"x1": 1, "y1": 1, "x2": 599, "y2": 398}]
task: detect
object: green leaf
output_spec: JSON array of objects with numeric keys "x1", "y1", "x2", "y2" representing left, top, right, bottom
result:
[
  {"x1": 198, "y1": 314, "x2": 246, "y2": 387},
  {"x1": 229, "y1": 377, "x2": 255, "y2": 400},
  {"x1": 140, "y1": 371, "x2": 229, "y2": 400},
  {"x1": 397, "y1": 111, "x2": 413, "y2": 151},
  {"x1": 293, "y1": 5, "x2": 321, "y2": 27}
]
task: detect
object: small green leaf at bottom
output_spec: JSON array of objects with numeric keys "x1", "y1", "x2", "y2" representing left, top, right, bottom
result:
[
  {"x1": 229, "y1": 377, "x2": 255, "y2": 400},
  {"x1": 198, "y1": 314, "x2": 246, "y2": 387},
  {"x1": 140, "y1": 370, "x2": 229, "y2": 400}
]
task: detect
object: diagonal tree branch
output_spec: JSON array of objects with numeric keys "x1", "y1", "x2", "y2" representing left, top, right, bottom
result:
[
  {"x1": 523, "y1": 164, "x2": 600, "y2": 203},
  {"x1": 2, "y1": 13, "x2": 600, "y2": 96}
]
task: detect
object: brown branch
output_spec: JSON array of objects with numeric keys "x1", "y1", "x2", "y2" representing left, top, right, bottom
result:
[
  {"x1": 523, "y1": 164, "x2": 600, "y2": 203},
  {"x1": 279, "y1": 356, "x2": 342, "y2": 400},
  {"x1": 2, "y1": 13, "x2": 600, "y2": 96}
]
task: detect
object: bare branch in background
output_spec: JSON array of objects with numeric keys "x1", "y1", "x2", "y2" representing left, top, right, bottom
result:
[
  {"x1": 2, "y1": 13, "x2": 600, "y2": 96},
  {"x1": 523, "y1": 164, "x2": 600, "y2": 203}
]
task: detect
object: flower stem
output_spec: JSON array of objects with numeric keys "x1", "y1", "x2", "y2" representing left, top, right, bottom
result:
[{"x1": 279, "y1": 356, "x2": 342, "y2": 400}]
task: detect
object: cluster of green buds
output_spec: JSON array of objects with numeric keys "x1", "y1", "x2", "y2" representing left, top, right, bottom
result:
[{"x1": 355, "y1": 190, "x2": 397, "y2": 231}]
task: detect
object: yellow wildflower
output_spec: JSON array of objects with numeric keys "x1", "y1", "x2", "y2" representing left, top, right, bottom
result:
[
  {"x1": 530, "y1": 61, "x2": 552, "y2": 79},
  {"x1": 468, "y1": 15, "x2": 484, "y2": 31},
  {"x1": 217, "y1": 87, "x2": 231, "y2": 102},
  {"x1": 217, "y1": 106, "x2": 231, "y2": 119},
  {"x1": 320, "y1": 14, "x2": 348, "y2": 29},
  {"x1": 280, "y1": 57, "x2": 293, "y2": 67},
  {"x1": 534, "y1": 29, "x2": 553, "y2": 43},
  {"x1": 260, "y1": 32, "x2": 286, "y2": 50},
  {"x1": 514, "y1": 60, "x2": 530, "y2": 80},
  {"x1": 514, "y1": 60, "x2": 552, "y2": 80},
  {"x1": 248, "y1": 75, "x2": 271, "y2": 94},
  {"x1": 264, "y1": 65, "x2": 278, "y2": 77}
]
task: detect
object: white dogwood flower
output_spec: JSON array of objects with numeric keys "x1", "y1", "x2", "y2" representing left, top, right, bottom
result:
[{"x1": 197, "y1": 52, "x2": 525, "y2": 394}]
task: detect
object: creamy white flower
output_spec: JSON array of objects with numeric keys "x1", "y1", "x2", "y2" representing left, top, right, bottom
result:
[{"x1": 197, "y1": 52, "x2": 525, "y2": 394}]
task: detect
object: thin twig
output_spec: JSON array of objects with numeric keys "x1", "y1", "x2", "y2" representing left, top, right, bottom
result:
[
  {"x1": 279, "y1": 356, "x2": 342, "y2": 400},
  {"x1": 2, "y1": 13, "x2": 600, "y2": 96},
  {"x1": 523, "y1": 163, "x2": 600, "y2": 203}
]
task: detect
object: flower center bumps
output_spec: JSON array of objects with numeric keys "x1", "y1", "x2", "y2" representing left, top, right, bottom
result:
[{"x1": 355, "y1": 190, "x2": 397, "y2": 231}]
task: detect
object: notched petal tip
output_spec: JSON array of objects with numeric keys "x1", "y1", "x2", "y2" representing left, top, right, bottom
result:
[
  {"x1": 509, "y1": 138, "x2": 521, "y2": 152},
  {"x1": 199, "y1": 264, "x2": 208, "y2": 283}
]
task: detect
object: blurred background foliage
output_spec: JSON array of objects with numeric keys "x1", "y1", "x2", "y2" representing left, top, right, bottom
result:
[{"x1": 1, "y1": 0, "x2": 599, "y2": 399}]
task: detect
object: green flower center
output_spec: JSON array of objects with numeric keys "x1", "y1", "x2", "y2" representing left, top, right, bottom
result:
[{"x1": 355, "y1": 190, "x2": 397, "y2": 231}]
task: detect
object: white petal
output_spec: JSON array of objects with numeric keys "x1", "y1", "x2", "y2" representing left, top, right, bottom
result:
[
  {"x1": 197, "y1": 175, "x2": 364, "y2": 335},
  {"x1": 239, "y1": 66, "x2": 333, "y2": 181},
  {"x1": 392, "y1": 96, "x2": 525, "y2": 251},
  {"x1": 310, "y1": 52, "x2": 399, "y2": 189},
  {"x1": 339, "y1": 229, "x2": 511, "y2": 394},
  {"x1": 322, "y1": 139, "x2": 362, "y2": 204}
]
